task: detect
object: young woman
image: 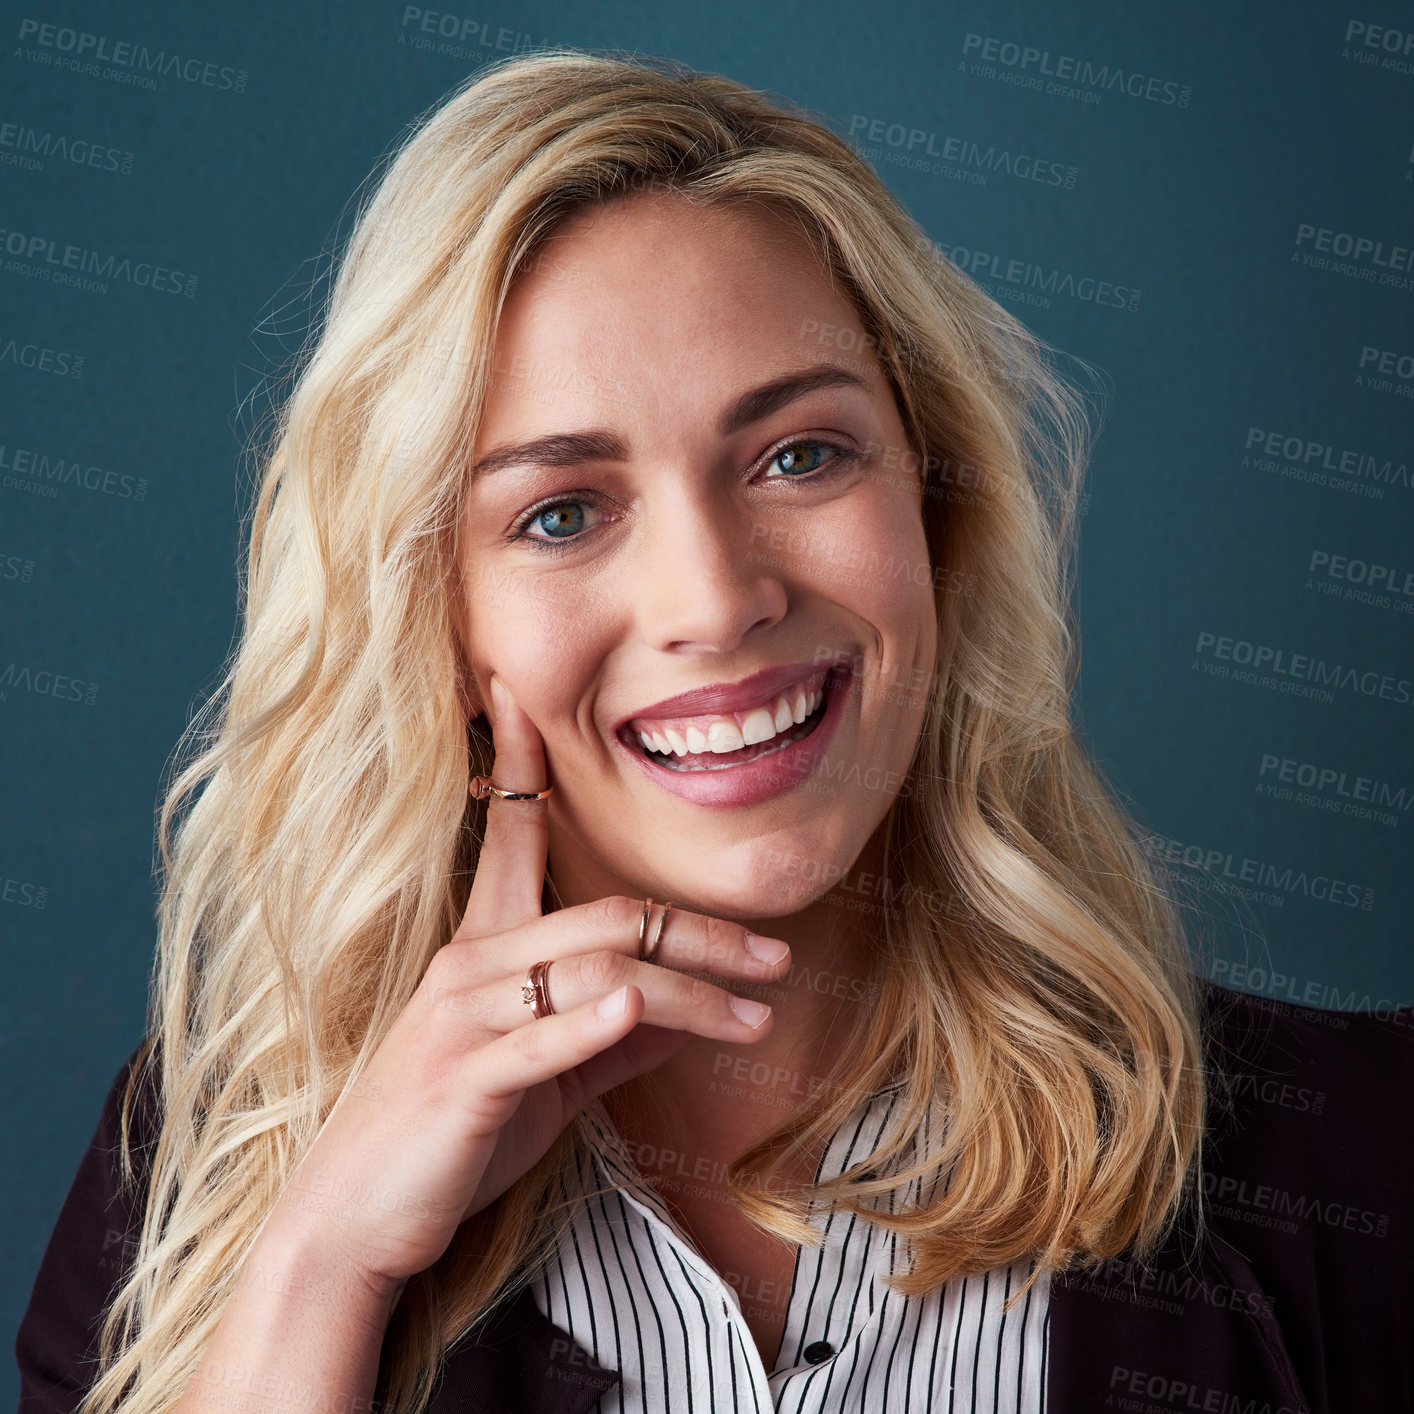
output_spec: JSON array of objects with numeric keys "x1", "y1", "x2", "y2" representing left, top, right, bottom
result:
[{"x1": 17, "y1": 48, "x2": 1413, "y2": 1414}]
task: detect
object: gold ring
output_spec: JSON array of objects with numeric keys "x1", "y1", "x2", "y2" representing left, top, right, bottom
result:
[
  {"x1": 470, "y1": 775, "x2": 554, "y2": 802},
  {"x1": 522, "y1": 959, "x2": 555, "y2": 1018}
]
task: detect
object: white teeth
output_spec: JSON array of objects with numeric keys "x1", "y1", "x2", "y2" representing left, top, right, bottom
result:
[
  {"x1": 631, "y1": 679, "x2": 829, "y2": 759},
  {"x1": 741, "y1": 707, "x2": 776, "y2": 746},
  {"x1": 706, "y1": 719, "x2": 746, "y2": 753}
]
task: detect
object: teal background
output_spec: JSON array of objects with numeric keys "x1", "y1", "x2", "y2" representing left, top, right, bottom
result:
[{"x1": 3, "y1": 0, "x2": 1411, "y2": 1397}]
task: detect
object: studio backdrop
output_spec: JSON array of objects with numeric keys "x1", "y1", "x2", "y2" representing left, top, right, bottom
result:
[{"x1": 2, "y1": 1, "x2": 1410, "y2": 1394}]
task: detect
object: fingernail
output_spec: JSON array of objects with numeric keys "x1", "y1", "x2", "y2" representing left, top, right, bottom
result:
[
  {"x1": 597, "y1": 986, "x2": 629, "y2": 1021},
  {"x1": 489, "y1": 675, "x2": 509, "y2": 723},
  {"x1": 729, "y1": 996, "x2": 772, "y2": 1028},
  {"x1": 745, "y1": 933, "x2": 789, "y2": 965}
]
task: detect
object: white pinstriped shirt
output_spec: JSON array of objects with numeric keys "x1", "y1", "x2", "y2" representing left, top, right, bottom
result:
[{"x1": 527, "y1": 1082, "x2": 1051, "y2": 1412}]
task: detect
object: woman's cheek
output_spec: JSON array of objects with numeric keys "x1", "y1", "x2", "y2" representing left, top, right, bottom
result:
[
  {"x1": 831, "y1": 499, "x2": 937, "y2": 736},
  {"x1": 465, "y1": 553, "x2": 584, "y2": 663},
  {"x1": 473, "y1": 578, "x2": 613, "y2": 717},
  {"x1": 819, "y1": 493, "x2": 932, "y2": 626}
]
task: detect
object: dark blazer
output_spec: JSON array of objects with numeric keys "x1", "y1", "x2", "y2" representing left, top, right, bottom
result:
[{"x1": 15, "y1": 980, "x2": 1414, "y2": 1413}]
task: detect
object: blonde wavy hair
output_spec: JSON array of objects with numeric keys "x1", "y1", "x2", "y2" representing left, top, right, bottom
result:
[{"x1": 84, "y1": 46, "x2": 1210, "y2": 1414}]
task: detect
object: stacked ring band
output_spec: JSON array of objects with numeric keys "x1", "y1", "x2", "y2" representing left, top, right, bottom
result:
[
  {"x1": 522, "y1": 898, "x2": 673, "y2": 1020},
  {"x1": 522, "y1": 958, "x2": 555, "y2": 1018},
  {"x1": 639, "y1": 898, "x2": 673, "y2": 962}
]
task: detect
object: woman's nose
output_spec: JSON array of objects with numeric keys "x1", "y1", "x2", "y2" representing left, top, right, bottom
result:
[{"x1": 630, "y1": 492, "x2": 788, "y2": 654}]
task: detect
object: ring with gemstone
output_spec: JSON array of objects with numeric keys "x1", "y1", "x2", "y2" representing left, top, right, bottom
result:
[{"x1": 522, "y1": 959, "x2": 555, "y2": 1018}]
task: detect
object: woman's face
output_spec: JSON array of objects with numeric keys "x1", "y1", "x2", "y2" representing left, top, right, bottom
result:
[{"x1": 458, "y1": 192, "x2": 937, "y2": 922}]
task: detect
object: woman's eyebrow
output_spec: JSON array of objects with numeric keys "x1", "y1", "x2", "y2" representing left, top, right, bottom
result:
[
  {"x1": 718, "y1": 363, "x2": 871, "y2": 436},
  {"x1": 470, "y1": 429, "x2": 625, "y2": 482},
  {"x1": 469, "y1": 362, "x2": 871, "y2": 481}
]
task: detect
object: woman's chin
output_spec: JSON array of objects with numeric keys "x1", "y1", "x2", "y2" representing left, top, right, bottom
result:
[{"x1": 646, "y1": 839, "x2": 860, "y2": 923}]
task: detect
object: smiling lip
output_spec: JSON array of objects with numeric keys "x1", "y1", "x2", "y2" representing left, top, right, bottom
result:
[
  {"x1": 612, "y1": 658, "x2": 850, "y2": 739},
  {"x1": 615, "y1": 659, "x2": 855, "y2": 808}
]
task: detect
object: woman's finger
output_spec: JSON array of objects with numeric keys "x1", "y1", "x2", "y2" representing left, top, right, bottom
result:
[
  {"x1": 444, "y1": 944, "x2": 777, "y2": 1039},
  {"x1": 457, "y1": 675, "x2": 551, "y2": 938},
  {"x1": 439, "y1": 896, "x2": 792, "y2": 993},
  {"x1": 465, "y1": 984, "x2": 648, "y2": 1102}
]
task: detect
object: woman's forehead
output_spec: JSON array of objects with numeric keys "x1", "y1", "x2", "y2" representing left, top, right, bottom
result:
[
  {"x1": 508, "y1": 194, "x2": 859, "y2": 336},
  {"x1": 479, "y1": 194, "x2": 880, "y2": 438}
]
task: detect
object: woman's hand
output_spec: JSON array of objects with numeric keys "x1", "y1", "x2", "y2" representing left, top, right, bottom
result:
[{"x1": 269, "y1": 676, "x2": 792, "y2": 1291}]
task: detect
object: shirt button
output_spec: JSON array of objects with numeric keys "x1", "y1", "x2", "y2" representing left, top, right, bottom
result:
[{"x1": 803, "y1": 1340, "x2": 834, "y2": 1364}]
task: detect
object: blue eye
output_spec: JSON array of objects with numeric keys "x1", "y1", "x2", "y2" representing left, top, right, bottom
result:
[
  {"x1": 531, "y1": 504, "x2": 587, "y2": 537},
  {"x1": 508, "y1": 438, "x2": 856, "y2": 553},
  {"x1": 514, "y1": 498, "x2": 605, "y2": 548},
  {"x1": 767, "y1": 441, "x2": 835, "y2": 477}
]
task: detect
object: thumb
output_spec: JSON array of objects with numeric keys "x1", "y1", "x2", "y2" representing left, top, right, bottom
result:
[{"x1": 458, "y1": 674, "x2": 551, "y2": 937}]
